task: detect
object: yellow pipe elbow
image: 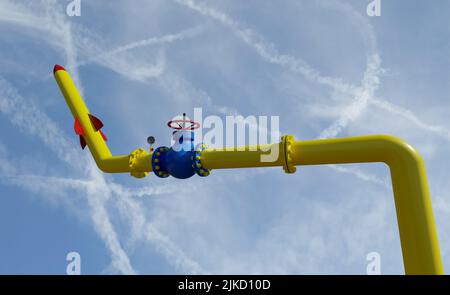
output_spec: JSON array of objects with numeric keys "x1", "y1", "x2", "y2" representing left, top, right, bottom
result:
[
  {"x1": 291, "y1": 135, "x2": 443, "y2": 274},
  {"x1": 201, "y1": 135, "x2": 444, "y2": 274}
]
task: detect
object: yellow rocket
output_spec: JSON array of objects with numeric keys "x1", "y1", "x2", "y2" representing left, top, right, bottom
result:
[{"x1": 54, "y1": 64, "x2": 151, "y2": 177}]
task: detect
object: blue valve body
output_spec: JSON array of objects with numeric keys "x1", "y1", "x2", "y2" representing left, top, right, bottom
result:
[{"x1": 152, "y1": 130, "x2": 209, "y2": 179}]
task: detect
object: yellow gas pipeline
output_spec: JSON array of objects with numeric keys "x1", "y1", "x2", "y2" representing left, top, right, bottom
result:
[{"x1": 54, "y1": 65, "x2": 443, "y2": 274}]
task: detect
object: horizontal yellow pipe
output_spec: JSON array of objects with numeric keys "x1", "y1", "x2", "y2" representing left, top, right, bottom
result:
[
  {"x1": 200, "y1": 135, "x2": 444, "y2": 274},
  {"x1": 200, "y1": 144, "x2": 281, "y2": 169}
]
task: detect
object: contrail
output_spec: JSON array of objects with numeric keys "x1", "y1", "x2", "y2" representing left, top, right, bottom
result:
[
  {"x1": 74, "y1": 26, "x2": 204, "y2": 80},
  {"x1": 0, "y1": 75, "x2": 204, "y2": 274},
  {"x1": 318, "y1": 54, "x2": 383, "y2": 138},
  {"x1": 109, "y1": 26, "x2": 203, "y2": 56},
  {"x1": 0, "y1": 76, "x2": 136, "y2": 275},
  {"x1": 371, "y1": 98, "x2": 450, "y2": 142},
  {"x1": 174, "y1": 0, "x2": 355, "y2": 94}
]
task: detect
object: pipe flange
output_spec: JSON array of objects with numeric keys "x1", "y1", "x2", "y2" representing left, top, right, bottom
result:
[
  {"x1": 151, "y1": 146, "x2": 170, "y2": 178},
  {"x1": 192, "y1": 143, "x2": 211, "y2": 177},
  {"x1": 281, "y1": 135, "x2": 296, "y2": 174},
  {"x1": 129, "y1": 148, "x2": 149, "y2": 179}
]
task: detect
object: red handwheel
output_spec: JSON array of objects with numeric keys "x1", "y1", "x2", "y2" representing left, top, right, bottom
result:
[{"x1": 167, "y1": 119, "x2": 200, "y2": 130}]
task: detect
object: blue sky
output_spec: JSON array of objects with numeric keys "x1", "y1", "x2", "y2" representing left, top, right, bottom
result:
[{"x1": 0, "y1": 0, "x2": 449, "y2": 274}]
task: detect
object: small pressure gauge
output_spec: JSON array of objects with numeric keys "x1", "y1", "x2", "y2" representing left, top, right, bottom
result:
[{"x1": 147, "y1": 136, "x2": 155, "y2": 145}]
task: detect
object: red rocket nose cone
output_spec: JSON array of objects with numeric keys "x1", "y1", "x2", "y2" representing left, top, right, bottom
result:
[{"x1": 53, "y1": 64, "x2": 66, "y2": 74}]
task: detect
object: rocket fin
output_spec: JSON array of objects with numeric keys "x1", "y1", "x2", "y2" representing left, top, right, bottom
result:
[
  {"x1": 80, "y1": 135, "x2": 87, "y2": 149},
  {"x1": 88, "y1": 114, "x2": 104, "y2": 131},
  {"x1": 99, "y1": 130, "x2": 107, "y2": 141},
  {"x1": 74, "y1": 118, "x2": 84, "y2": 136}
]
